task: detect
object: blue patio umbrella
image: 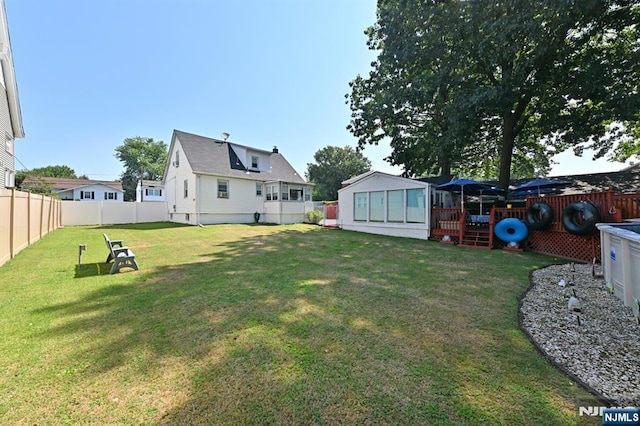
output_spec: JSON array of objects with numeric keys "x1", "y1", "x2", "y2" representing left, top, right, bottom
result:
[
  {"x1": 512, "y1": 178, "x2": 571, "y2": 196},
  {"x1": 436, "y1": 178, "x2": 503, "y2": 211}
]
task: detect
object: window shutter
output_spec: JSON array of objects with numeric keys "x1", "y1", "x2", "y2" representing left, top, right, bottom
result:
[
  {"x1": 91, "y1": 192, "x2": 95, "y2": 199},
  {"x1": 159, "y1": 190, "x2": 162, "y2": 196},
  {"x1": 80, "y1": 191, "x2": 84, "y2": 199},
  {"x1": 115, "y1": 193, "x2": 118, "y2": 200},
  {"x1": 145, "y1": 188, "x2": 148, "y2": 196},
  {"x1": 104, "y1": 193, "x2": 108, "y2": 200}
]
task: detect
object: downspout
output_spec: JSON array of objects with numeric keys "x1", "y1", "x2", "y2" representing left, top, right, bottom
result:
[
  {"x1": 426, "y1": 184, "x2": 431, "y2": 239},
  {"x1": 195, "y1": 174, "x2": 200, "y2": 226}
]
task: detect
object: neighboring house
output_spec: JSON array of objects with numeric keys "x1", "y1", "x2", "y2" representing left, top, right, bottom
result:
[
  {"x1": 162, "y1": 130, "x2": 313, "y2": 225},
  {"x1": 136, "y1": 179, "x2": 164, "y2": 202},
  {"x1": 0, "y1": 1, "x2": 25, "y2": 188},
  {"x1": 21, "y1": 177, "x2": 124, "y2": 201},
  {"x1": 549, "y1": 163, "x2": 640, "y2": 195},
  {"x1": 338, "y1": 171, "x2": 432, "y2": 240}
]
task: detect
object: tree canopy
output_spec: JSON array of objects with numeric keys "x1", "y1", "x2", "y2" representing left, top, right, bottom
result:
[
  {"x1": 114, "y1": 136, "x2": 168, "y2": 201},
  {"x1": 305, "y1": 146, "x2": 372, "y2": 201},
  {"x1": 347, "y1": 0, "x2": 640, "y2": 190},
  {"x1": 16, "y1": 165, "x2": 87, "y2": 193}
]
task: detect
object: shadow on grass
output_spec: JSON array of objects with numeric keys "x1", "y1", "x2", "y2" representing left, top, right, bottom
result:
[
  {"x1": 96, "y1": 221, "x2": 191, "y2": 231},
  {"x1": 30, "y1": 226, "x2": 600, "y2": 424},
  {"x1": 74, "y1": 263, "x2": 112, "y2": 278}
]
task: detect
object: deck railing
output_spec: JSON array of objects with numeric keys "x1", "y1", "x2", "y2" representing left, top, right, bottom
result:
[{"x1": 430, "y1": 208, "x2": 465, "y2": 243}]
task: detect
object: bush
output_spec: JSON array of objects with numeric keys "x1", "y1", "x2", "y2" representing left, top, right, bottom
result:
[{"x1": 305, "y1": 209, "x2": 323, "y2": 224}]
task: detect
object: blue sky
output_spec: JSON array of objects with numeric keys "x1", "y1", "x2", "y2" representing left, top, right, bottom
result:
[{"x1": 5, "y1": 0, "x2": 631, "y2": 182}]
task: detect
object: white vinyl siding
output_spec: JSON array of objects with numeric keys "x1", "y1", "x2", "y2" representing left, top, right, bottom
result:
[{"x1": 337, "y1": 172, "x2": 431, "y2": 240}]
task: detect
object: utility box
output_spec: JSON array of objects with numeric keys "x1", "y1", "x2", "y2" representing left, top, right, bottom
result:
[{"x1": 596, "y1": 223, "x2": 640, "y2": 308}]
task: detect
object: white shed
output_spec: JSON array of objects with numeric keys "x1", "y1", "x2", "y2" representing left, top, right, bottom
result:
[{"x1": 337, "y1": 171, "x2": 431, "y2": 240}]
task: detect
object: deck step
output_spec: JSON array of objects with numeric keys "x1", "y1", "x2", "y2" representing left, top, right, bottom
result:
[{"x1": 459, "y1": 229, "x2": 492, "y2": 249}]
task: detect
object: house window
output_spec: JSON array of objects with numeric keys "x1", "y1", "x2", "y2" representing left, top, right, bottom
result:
[
  {"x1": 289, "y1": 185, "x2": 303, "y2": 201},
  {"x1": 266, "y1": 184, "x2": 278, "y2": 201},
  {"x1": 4, "y1": 168, "x2": 14, "y2": 188},
  {"x1": 304, "y1": 187, "x2": 311, "y2": 201},
  {"x1": 369, "y1": 191, "x2": 384, "y2": 221},
  {"x1": 81, "y1": 191, "x2": 95, "y2": 200},
  {"x1": 354, "y1": 192, "x2": 367, "y2": 221},
  {"x1": 407, "y1": 188, "x2": 426, "y2": 223},
  {"x1": 175, "y1": 151, "x2": 180, "y2": 167},
  {"x1": 256, "y1": 183, "x2": 263, "y2": 196},
  {"x1": 183, "y1": 180, "x2": 188, "y2": 198},
  {"x1": 104, "y1": 192, "x2": 118, "y2": 200},
  {"x1": 281, "y1": 184, "x2": 289, "y2": 201},
  {"x1": 388, "y1": 190, "x2": 404, "y2": 222},
  {"x1": 218, "y1": 180, "x2": 229, "y2": 198},
  {"x1": 251, "y1": 156, "x2": 259, "y2": 169},
  {"x1": 185, "y1": 213, "x2": 190, "y2": 221},
  {"x1": 145, "y1": 188, "x2": 162, "y2": 197},
  {"x1": 5, "y1": 135, "x2": 12, "y2": 155}
]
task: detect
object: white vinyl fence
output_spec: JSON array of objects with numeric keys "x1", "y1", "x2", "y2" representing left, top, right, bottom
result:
[{"x1": 62, "y1": 201, "x2": 168, "y2": 226}]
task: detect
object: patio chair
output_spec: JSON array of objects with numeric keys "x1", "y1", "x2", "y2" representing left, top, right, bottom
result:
[{"x1": 103, "y1": 233, "x2": 139, "y2": 274}]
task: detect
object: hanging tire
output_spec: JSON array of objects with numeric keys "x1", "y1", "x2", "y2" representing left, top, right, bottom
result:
[
  {"x1": 526, "y1": 202, "x2": 554, "y2": 230},
  {"x1": 494, "y1": 218, "x2": 529, "y2": 243},
  {"x1": 562, "y1": 201, "x2": 601, "y2": 236}
]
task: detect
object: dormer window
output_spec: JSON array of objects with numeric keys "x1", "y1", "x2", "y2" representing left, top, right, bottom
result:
[{"x1": 251, "y1": 156, "x2": 259, "y2": 169}]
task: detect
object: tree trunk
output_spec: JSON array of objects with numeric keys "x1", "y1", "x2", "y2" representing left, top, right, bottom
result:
[
  {"x1": 440, "y1": 153, "x2": 451, "y2": 176},
  {"x1": 499, "y1": 113, "x2": 516, "y2": 192}
]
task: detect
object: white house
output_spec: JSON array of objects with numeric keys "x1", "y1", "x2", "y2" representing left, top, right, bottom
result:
[
  {"x1": 0, "y1": 1, "x2": 24, "y2": 188},
  {"x1": 338, "y1": 171, "x2": 432, "y2": 240},
  {"x1": 21, "y1": 177, "x2": 124, "y2": 201},
  {"x1": 136, "y1": 179, "x2": 164, "y2": 202},
  {"x1": 162, "y1": 130, "x2": 313, "y2": 225}
]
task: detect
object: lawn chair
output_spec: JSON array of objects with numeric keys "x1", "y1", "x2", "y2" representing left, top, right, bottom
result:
[{"x1": 103, "y1": 233, "x2": 139, "y2": 274}]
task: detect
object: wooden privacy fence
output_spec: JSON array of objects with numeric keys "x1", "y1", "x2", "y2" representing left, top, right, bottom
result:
[
  {"x1": 431, "y1": 189, "x2": 640, "y2": 263},
  {"x1": 0, "y1": 189, "x2": 62, "y2": 267}
]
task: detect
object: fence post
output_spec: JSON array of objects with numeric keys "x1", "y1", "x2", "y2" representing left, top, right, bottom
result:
[
  {"x1": 27, "y1": 190, "x2": 31, "y2": 246},
  {"x1": 40, "y1": 194, "x2": 44, "y2": 239},
  {"x1": 48, "y1": 198, "x2": 53, "y2": 232}
]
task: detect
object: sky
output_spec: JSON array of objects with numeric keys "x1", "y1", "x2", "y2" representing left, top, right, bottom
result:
[{"x1": 5, "y1": 0, "x2": 633, "y2": 182}]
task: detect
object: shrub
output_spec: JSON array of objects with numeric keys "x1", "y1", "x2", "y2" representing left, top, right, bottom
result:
[{"x1": 305, "y1": 209, "x2": 323, "y2": 224}]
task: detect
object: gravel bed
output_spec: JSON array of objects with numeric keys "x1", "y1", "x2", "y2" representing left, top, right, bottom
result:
[{"x1": 520, "y1": 263, "x2": 640, "y2": 406}]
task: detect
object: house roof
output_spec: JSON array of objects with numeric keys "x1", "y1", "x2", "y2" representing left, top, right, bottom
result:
[
  {"x1": 0, "y1": 1, "x2": 24, "y2": 138},
  {"x1": 21, "y1": 177, "x2": 124, "y2": 192},
  {"x1": 549, "y1": 164, "x2": 640, "y2": 195},
  {"x1": 474, "y1": 164, "x2": 640, "y2": 198},
  {"x1": 170, "y1": 130, "x2": 308, "y2": 184},
  {"x1": 341, "y1": 170, "x2": 378, "y2": 186},
  {"x1": 139, "y1": 179, "x2": 163, "y2": 187},
  {"x1": 339, "y1": 170, "x2": 430, "y2": 192}
]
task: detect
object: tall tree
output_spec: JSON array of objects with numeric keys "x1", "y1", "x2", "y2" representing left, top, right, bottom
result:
[
  {"x1": 16, "y1": 164, "x2": 83, "y2": 191},
  {"x1": 115, "y1": 136, "x2": 168, "y2": 201},
  {"x1": 306, "y1": 146, "x2": 372, "y2": 201},
  {"x1": 348, "y1": 0, "x2": 640, "y2": 191}
]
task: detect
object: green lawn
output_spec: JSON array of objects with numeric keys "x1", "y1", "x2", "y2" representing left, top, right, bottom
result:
[{"x1": 0, "y1": 223, "x2": 600, "y2": 425}]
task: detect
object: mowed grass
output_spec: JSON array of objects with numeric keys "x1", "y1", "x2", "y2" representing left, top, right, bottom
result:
[{"x1": 0, "y1": 223, "x2": 600, "y2": 425}]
